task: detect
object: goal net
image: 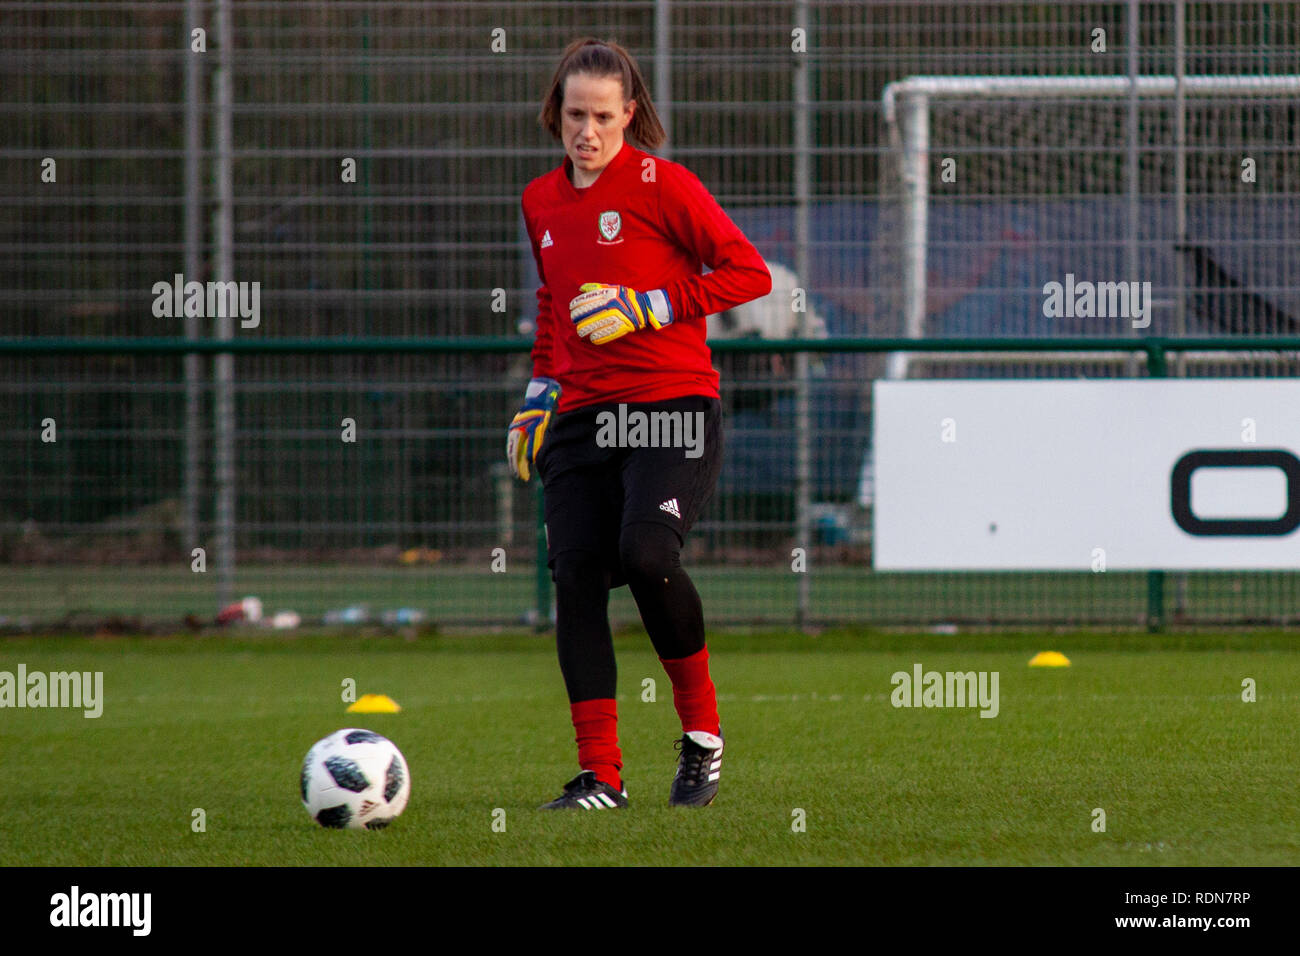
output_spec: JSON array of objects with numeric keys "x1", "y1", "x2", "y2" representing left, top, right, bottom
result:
[{"x1": 872, "y1": 75, "x2": 1300, "y2": 380}]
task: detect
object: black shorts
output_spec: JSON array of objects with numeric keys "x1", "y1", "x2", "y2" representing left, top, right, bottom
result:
[{"x1": 536, "y1": 395, "x2": 723, "y2": 587}]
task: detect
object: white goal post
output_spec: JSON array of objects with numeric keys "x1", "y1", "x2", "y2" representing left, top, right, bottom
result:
[{"x1": 878, "y1": 74, "x2": 1300, "y2": 380}]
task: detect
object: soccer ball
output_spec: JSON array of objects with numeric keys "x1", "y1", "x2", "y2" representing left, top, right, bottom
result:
[{"x1": 300, "y1": 728, "x2": 410, "y2": 829}]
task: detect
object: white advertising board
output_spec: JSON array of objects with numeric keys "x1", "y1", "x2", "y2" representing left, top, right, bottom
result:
[{"x1": 873, "y1": 380, "x2": 1300, "y2": 570}]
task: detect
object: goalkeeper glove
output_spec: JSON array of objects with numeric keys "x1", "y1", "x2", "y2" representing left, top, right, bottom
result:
[
  {"x1": 568, "y1": 282, "x2": 674, "y2": 346},
  {"x1": 506, "y1": 377, "x2": 561, "y2": 482}
]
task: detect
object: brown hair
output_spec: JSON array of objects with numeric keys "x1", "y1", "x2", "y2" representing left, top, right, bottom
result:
[{"x1": 538, "y1": 37, "x2": 666, "y2": 150}]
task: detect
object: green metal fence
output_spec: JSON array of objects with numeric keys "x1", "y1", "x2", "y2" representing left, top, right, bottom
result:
[
  {"x1": 6, "y1": 1, "x2": 1300, "y2": 630},
  {"x1": 4, "y1": 334, "x2": 1300, "y2": 631}
]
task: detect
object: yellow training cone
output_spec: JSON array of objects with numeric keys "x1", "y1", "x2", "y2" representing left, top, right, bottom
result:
[
  {"x1": 1029, "y1": 651, "x2": 1071, "y2": 667},
  {"x1": 347, "y1": 693, "x2": 402, "y2": 713}
]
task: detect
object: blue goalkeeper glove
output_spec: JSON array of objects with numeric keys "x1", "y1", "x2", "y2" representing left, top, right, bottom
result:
[
  {"x1": 506, "y1": 377, "x2": 561, "y2": 482},
  {"x1": 568, "y1": 282, "x2": 674, "y2": 345}
]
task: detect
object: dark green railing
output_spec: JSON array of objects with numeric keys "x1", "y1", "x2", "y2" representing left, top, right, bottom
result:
[{"x1": 6, "y1": 335, "x2": 1300, "y2": 355}]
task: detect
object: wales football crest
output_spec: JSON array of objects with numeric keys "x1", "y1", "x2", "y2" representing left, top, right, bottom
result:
[{"x1": 598, "y1": 210, "x2": 623, "y2": 243}]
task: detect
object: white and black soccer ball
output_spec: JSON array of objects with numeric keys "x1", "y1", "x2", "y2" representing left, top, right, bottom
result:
[{"x1": 300, "y1": 728, "x2": 411, "y2": 829}]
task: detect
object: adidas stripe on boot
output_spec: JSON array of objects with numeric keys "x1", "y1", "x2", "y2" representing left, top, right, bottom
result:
[
  {"x1": 539, "y1": 770, "x2": 629, "y2": 810},
  {"x1": 669, "y1": 729, "x2": 723, "y2": 807}
]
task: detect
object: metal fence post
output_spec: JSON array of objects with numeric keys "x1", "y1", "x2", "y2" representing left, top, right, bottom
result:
[
  {"x1": 792, "y1": 0, "x2": 812, "y2": 631},
  {"x1": 212, "y1": 0, "x2": 235, "y2": 611},
  {"x1": 1124, "y1": 0, "x2": 1141, "y2": 378},
  {"x1": 1172, "y1": 0, "x2": 1190, "y2": 616},
  {"x1": 183, "y1": 0, "x2": 204, "y2": 558},
  {"x1": 535, "y1": 479, "x2": 551, "y2": 632},
  {"x1": 1146, "y1": 341, "x2": 1168, "y2": 632},
  {"x1": 655, "y1": 0, "x2": 672, "y2": 160}
]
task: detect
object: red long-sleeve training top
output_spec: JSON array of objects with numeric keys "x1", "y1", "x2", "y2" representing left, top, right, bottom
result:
[{"x1": 522, "y1": 142, "x2": 772, "y2": 413}]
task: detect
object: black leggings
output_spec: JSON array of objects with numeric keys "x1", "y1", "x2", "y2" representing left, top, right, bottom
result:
[{"x1": 554, "y1": 521, "x2": 705, "y2": 703}]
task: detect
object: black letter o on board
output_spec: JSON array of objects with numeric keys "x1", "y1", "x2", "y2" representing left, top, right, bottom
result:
[{"x1": 1171, "y1": 449, "x2": 1300, "y2": 537}]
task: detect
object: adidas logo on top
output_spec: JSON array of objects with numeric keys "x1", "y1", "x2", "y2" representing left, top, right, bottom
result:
[
  {"x1": 659, "y1": 498, "x2": 681, "y2": 519},
  {"x1": 540, "y1": 229, "x2": 553, "y2": 248}
]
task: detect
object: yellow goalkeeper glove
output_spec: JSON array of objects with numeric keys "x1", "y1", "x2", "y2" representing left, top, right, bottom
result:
[
  {"x1": 568, "y1": 282, "x2": 674, "y2": 345},
  {"x1": 506, "y1": 377, "x2": 561, "y2": 482}
]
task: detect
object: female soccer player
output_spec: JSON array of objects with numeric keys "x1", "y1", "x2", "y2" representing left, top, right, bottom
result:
[{"x1": 508, "y1": 37, "x2": 771, "y2": 809}]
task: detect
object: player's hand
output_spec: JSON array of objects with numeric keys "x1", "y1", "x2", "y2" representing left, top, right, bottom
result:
[
  {"x1": 506, "y1": 377, "x2": 561, "y2": 482},
  {"x1": 568, "y1": 282, "x2": 674, "y2": 345}
]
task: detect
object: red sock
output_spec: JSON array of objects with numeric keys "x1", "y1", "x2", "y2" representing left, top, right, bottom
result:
[
  {"x1": 570, "y1": 698, "x2": 622, "y2": 790},
  {"x1": 659, "y1": 647, "x2": 720, "y2": 736}
]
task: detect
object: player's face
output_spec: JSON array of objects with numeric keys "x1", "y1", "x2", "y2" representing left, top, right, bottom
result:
[{"x1": 561, "y1": 73, "x2": 634, "y2": 186}]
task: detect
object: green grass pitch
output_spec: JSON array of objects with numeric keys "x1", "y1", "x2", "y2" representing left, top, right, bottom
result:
[{"x1": 2, "y1": 629, "x2": 1297, "y2": 866}]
